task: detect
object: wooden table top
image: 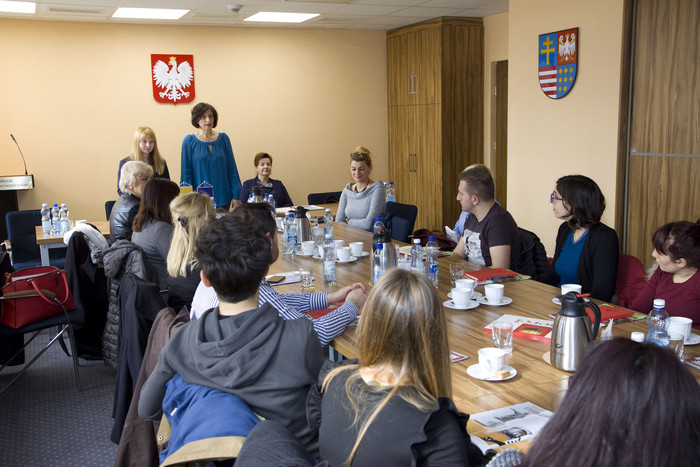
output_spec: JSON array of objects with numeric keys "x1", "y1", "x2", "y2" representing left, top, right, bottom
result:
[
  {"x1": 35, "y1": 221, "x2": 111, "y2": 244},
  {"x1": 270, "y1": 219, "x2": 700, "y2": 414}
]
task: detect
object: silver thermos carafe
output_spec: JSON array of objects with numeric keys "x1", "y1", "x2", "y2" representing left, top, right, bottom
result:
[
  {"x1": 550, "y1": 292, "x2": 601, "y2": 372},
  {"x1": 294, "y1": 206, "x2": 311, "y2": 243}
]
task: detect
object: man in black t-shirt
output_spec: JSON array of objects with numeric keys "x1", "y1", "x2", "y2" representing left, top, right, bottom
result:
[{"x1": 453, "y1": 164, "x2": 521, "y2": 269}]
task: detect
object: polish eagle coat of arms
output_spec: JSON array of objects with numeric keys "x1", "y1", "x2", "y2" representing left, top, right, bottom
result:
[
  {"x1": 151, "y1": 54, "x2": 195, "y2": 104},
  {"x1": 538, "y1": 28, "x2": 578, "y2": 99}
]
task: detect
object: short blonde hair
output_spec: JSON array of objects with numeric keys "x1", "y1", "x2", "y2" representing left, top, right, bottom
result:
[
  {"x1": 167, "y1": 192, "x2": 214, "y2": 277},
  {"x1": 119, "y1": 161, "x2": 153, "y2": 196},
  {"x1": 128, "y1": 126, "x2": 167, "y2": 176},
  {"x1": 350, "y1": 146, "x2": 372, "y2": 168}
]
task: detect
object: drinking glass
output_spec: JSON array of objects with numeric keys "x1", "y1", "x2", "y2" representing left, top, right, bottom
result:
[
  {"x1": 492, "y1": 321, "x2": 513, "y2": 354},
  {"x1": 300, "y1": 268, "x2": 314, "y2": 291},
  {"x1": 667, "y1": 332, "x2": 684, "y2": 359},
  {"x1": 449, "y1": 263, "x2": 465, "y2": 286}
]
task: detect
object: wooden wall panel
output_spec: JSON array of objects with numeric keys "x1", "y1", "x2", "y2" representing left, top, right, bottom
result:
[
  {"x1": 629, "y1": 0, "x2": 700, "y2": 154},
  {"x1": 624, "y1": 0, "x2": 700, "y2": 267}
]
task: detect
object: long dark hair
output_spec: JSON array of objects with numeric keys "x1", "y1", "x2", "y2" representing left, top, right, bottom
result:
[
  {"x1": 522, "y1": 339, "x2": 700, "y2": 467},
  {"x1": 132, "y1": 179, "x2": 180, "y2": 232},
  {"x1": 556, "y1": 175, "x2": 605, "y2": 229}
]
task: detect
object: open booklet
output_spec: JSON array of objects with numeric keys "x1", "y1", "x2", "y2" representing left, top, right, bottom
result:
[{"x1": 468, "y1": 402, "x2": 553, "y2": 456}]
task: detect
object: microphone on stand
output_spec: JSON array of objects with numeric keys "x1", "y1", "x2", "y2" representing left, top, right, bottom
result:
[{"x1": 10, "y1": 134, "x2": 29, "y2": 175}]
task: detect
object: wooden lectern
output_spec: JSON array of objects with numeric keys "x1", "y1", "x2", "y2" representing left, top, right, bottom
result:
[{"x1": 0, "y1": 175, "x2": 34, "y2": 241}]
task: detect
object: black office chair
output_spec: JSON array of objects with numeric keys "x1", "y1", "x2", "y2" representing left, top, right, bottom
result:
[
  {"x1": 386, "y1": 201, "x2": 418, "y2": 244},
  {"x1": 5, "y1": 210, "x2": 66, "y2": 269},
  {"x1": 105, "y1": 200, "x2": 117, "y2": 221},
  {"x1": 0, "y1": 290, "x2": 84, "y2": 395},
  {"x1": 307, "y1": 191, "x2": 342, "y2": 205}
]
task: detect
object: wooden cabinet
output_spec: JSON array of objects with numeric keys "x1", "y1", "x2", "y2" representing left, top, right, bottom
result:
[{"x1": 387, "y1": 17, "x2": 483, "y2": 231}]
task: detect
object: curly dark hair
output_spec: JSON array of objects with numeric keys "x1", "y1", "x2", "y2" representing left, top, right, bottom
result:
[{"x1": 195, "y1": 213, "x2": 272, "y2": 303}]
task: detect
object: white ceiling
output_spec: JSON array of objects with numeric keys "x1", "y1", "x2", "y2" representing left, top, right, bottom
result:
[{"x1": 1, "y1": 0, "x2": 508, "y2": 31}]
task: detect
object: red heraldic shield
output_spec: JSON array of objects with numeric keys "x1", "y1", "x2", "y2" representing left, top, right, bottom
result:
[{"x1": 151, "y1": 54, "x2": 195, "y2": 104}]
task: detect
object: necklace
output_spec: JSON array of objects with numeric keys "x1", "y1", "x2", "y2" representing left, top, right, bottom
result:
[{"x1": 573, "y1": 228, "x2": 588, "y2": 243}]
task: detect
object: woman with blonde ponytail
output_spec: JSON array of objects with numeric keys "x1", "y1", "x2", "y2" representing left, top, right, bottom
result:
[{"x1": 166, "y1": 192, "x2": 214, "y2": 311}]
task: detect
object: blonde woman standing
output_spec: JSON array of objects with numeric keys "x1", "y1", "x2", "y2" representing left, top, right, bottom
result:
[
  {"x1": 309, "y1": 268, "x2": 484, "y2": 466},
  {"x1": 117, "y1": 126, "x2": 170, "y2": 195},
  {"x1": 166, "y1": 192, "x2": 214, "y2": 311}
]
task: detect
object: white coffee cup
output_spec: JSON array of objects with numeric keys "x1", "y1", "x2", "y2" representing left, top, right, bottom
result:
[
  {"x1": 478, "y1": 347, "x2": 506, "y2": 377},
  {"x1": 337, "y1": 246, "x2": 351, "y2": 262},
  {"x1": 668, "y1": 316, "x2": 693, "y2": 341},
  {"x1": 301, "y1": 241, "x2": 315, "y2": 255},
  {"x1": 455, "y1": 278, "x2": 476, "y2": 290},
  {"x1": 561, "y1": 283, "x2": 582, "y2": 296},
  {"x1": 333, "y1": 240, "x2": 344, "y2": 250},
  {"x1": 452, "y1": 286, "x2": 474, "y2": 300},
  {"x1": 484, "y1": 283, "x2": 505, "y2": 304},
  {"x1": 350, "y1": 242, "x2": 364, "y2": 257},
  {"x1": 451, "y1": 288, "x2": 472, "y2": 308}
]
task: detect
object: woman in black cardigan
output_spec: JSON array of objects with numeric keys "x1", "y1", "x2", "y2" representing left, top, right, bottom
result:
[{"x1": 550, "y1": 175, "x2": 619, "y2": 301}]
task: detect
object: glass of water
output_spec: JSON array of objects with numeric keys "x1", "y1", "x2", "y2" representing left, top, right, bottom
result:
[
  {"x1": 667, "y1": 332, "x2": 684, "y2": 359},
  {"x1": 449, "y1": 263, "x2": 465, "y2": 286},
  {"x1": 300, "y1": 268, "x2": 314, "y2": 291},
  {"x1": 492, "y1": 321, "x2": 514, "y2": 354}
]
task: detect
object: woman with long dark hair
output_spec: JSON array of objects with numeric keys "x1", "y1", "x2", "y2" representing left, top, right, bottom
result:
[
  {"x1": 131, "y1": 179, "x2": 180, "y2": 290},
  {"x1": 550, "y1": 175, "x2": 619, "y2": 301},
  {"x1": 487, "y1": 338, "x2": 700, "y2": 467}
]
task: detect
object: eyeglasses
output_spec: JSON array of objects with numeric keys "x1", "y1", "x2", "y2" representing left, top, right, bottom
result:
[{"x1": 550, "y1": 191, "x2": 564, "y2": 203}]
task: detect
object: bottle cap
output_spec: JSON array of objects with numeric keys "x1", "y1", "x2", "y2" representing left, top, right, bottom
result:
[
  {"x1": 376, "y1": 243, "x2": 383, "y2": 250},
  {"x1": 631, "y1": 332, "x2": 645, "y2": 343},
  {"x1": 428, "y1": 236, "x2": 435, "y2": 241},
  {"x1": 376, "y1": 217, "x2": 382, "y2": 221},
  {"x1": 653, "y1": 299, "x2": 666, "y2": 308},
  {"x1": 413, "y1": 238, "x2": 420, "y2": 244}
]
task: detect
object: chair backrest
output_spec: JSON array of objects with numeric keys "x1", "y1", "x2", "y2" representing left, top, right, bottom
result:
[
  {"x1": 516, "y1": 228, "x2": 558, "y2": 285},
  {"x1": 105, "y1": 200, "x2": 116, "y2": 221},
  {"x1": 307, "y1": 191, "x2": 342, "y2": 205},
  {"x1": 386, "y1": 201, "x2": 418, "y2": 243},
  {"x1": 615, "y1": 253, "x2": 648, "y2": 308},
  {"x1": 5, "y1": 210, "x2": 41, "y2": 265}
]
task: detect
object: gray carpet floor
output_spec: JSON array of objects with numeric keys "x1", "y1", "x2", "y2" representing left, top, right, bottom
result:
[{"x1": 0, "y1": 330, "x2": 118, "y2": 466}]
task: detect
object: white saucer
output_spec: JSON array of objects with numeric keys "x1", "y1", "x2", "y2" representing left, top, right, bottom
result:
[
  {"x1": 352, "y1": 251, "x2": 370, "y2": 257},
  {"x1": 448, "y1": 291, "x2": 483, "y2": 300},
  {"x1": 552, "y1": 297, "x2": 590, "y2": 305},
  {"x1": 467, "y1": 364, "x2": 517, "y2": 381},
  {"x1": 685, "y1": 333, "x2": 700, "y2": 346},
  {"x1": 443, "y1": 299, "x2": 479, "y2": 310},
  {"x1": 296, "y1": 251, "x2": 315, "y2": 257},
  {"x1": 478, "y1": 296, "x2": 513, "y2": 307},
  {"x1": 336, "y1": 256, "x2": 358, "y2": 264}
]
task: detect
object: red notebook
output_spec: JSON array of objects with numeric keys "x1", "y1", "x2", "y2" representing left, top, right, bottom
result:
[
  {"x1": 588, "y1": 304, "x2": 634, "y2": 322},
  {"x1": 305, "y1": 308, "x2": 335, "y2": 320},
  {"x1": 484, "y1": 315, "x2": 553, "y2": 342},
  {"x1": 465, "y1": 268, "x2": 529, "y2": 284}
]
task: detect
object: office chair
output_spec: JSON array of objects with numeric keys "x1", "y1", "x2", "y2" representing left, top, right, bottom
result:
[
  {"x1": 307, "y1": 191, "x2": 342, "y2": 205},
  {"x1": 385, "y1": 201, "x2": 418, "y2": 244},
  {"x1": 105, "y1": 200, "x2": 116, "y2": 221},
  {"x1": 5, "y1": 210, "x2": 66, "y2": 269}
]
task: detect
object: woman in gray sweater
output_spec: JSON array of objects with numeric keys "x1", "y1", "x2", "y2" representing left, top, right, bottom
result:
[{"x1": 335, "y1": 146, "x2": 386, "y2": 231}]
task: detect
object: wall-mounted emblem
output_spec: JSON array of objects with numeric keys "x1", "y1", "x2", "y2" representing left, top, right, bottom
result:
[
  {"x1": 538, "y1": 28, "x2": 578, "y2": 99},
  {"x1": 151, "y1": 54, "x2": 195, "y2": 104}
]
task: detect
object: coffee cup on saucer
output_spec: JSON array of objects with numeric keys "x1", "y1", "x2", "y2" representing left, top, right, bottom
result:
[
  {"x1": 668, "y1": 316, "x2": 692, "y2": 341},
  {"x1": 484, "y1": 283, "x2": 505, "y2": 304},
  {"x1": 478, "y1": 347, "x2": 505, "y2": 377},
  {"x1": 301, "y1": 241, "x2": 315, "y2": 255},
  {"x1": 337, "y1": 246, "x2": 352, "y2": 262},
  {"x1": 451, "y1": 288, "x2": 472, "y2": 308},
  {"x1": 350, "y1": 242, "x2": 364, "y2": 257}
]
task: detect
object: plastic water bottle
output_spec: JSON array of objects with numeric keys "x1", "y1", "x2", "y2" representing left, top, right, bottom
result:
[
  {"x1": 284, "y1": 212, "x2": 297, "y2": 255},
  {"x1": 425, "y1": 236, "x2": 439, "y2": 286},
  {"x1": 265, "y1": 193, "x2": 276, "y2": 210},
  {"x1": 323, "y1": 234, "x2": 336, "y2": 284},
  {"x1": 410, "y1": 238, "x2": 424, "y2": 274},
  {"x1": 386, "y1": 181, "x2": 396, "y2": 203},
  {"x1": 247, "y1": 194, "x2": 254, "y2": 203},
  {"x1": 60, "y1": 203, "x2": 70, "y2": 234},
  {"x1": 50, "y1": 203, "x2": 61, "y2": 236},
  {"x1": 41, "y1": 203, "x2": 51, "y2": 236},
  {"x1": 323, "y1": 208, "x2": 334, "y2": 240},
  {"x1": 646, "y1": 299, "x2": 670, "y2": 346},
  {"x1": 373, "y1": 216, "x2": 385, "y2": 234},
  {"x1": 373, "y1": 243, "x2": 386, "y2": 284}
]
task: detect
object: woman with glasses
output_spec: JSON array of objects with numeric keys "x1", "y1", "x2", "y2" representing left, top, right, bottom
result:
[
  {"x1": 335, "y1": 146, "x2": 386, "y2": 231},
  {"x1": 549, "y1": 175, "x2": 619, "y2": 301},
  {"x1": 110, "y1": 161, "x2": 153, "y2": 242}
]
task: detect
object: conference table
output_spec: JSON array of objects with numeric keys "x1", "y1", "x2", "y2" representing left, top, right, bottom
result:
[
  {"x1": 269, "y1": 207, "x2": 700, "y2": 415},
  {"x1": 35, "y1": 221, "x2": 110, "y2": 266}
]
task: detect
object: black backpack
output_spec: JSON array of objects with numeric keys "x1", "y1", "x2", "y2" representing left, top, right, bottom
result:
[{"x1": 516, "y1": 228, "x2": 558, "y2": 286}]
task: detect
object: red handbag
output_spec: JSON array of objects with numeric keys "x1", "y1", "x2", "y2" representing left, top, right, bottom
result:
[{"x1": 1, "y1": 266, "x2": 76, "y2": 329}]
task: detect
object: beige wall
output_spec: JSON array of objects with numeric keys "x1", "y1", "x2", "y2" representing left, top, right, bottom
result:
[
  {"x1": 507, "y1": 0, "x2": 625, "y2": 254},
  {"x1": 0, "y1": 20, "x2": 387, "y2": 221},
  {"x1": 483, "y1": 12, "x2": 509, "y2": 166}
]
